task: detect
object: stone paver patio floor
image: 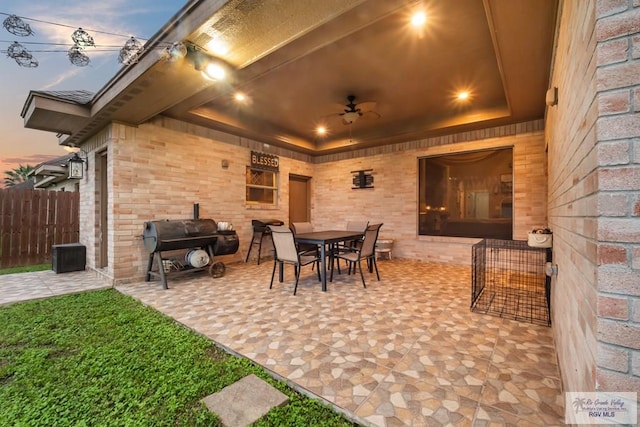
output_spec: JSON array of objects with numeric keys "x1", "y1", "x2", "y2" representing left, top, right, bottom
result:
[{"x1": 1, "y1": 259, "x2": 565, "y2": 426}]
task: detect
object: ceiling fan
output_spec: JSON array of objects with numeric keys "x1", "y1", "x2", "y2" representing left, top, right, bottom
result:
[{"x1": 328, "y1": 95, "x2": 380, "y2": 125}]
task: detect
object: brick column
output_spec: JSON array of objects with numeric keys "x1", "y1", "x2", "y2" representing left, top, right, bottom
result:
[{"x1": 593, "y1": 0, "x2": 640, "y2": 393}]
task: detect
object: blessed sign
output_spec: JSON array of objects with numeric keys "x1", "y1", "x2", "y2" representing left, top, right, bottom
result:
[{"x1": 250, "y1": 151, "x2": 279, "y2": 171}]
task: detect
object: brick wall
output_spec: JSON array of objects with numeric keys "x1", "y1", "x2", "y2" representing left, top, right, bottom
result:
[
  {"x1": 81, "y1": 116, "x2": 546, "y2": 285},
  {"x1": 313, "y1": 130, "x2": 547, "y2": 264},
  {"x1": 546, "y1": 0, "x2": 640, "y2": 396},
  {"x1": 89, "y1": 118, "x2": 314, "y2": 284},
  {"x1": 594, "y1": 0, "x2": 640, "y2": 394}
]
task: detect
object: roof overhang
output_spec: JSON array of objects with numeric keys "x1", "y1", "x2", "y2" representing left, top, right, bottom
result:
[{"x1": 21, "y1": 0, "x2": 559, "y2": 155}]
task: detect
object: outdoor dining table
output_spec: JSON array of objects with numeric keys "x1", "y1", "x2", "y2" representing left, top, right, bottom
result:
[{"x1": 294, "y1": 230, "x2": 364, "y2": 291}]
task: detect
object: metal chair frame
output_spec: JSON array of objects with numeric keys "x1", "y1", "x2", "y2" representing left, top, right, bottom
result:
[
  {"x1": 330, "y1": 223, "x2": 383, "y2": 288},
  {"x1": 268, "y1": 225, "x2": 321, "y2": 295}
]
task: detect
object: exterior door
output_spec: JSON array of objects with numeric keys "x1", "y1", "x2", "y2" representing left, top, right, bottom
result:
[{"x1": 289, "y1": 174, "x2": 310, "y2": 225}]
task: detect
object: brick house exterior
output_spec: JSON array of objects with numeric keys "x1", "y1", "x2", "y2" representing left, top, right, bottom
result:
[{"x1": 22, "y1": 0, "x2": 640, "y2": 406}]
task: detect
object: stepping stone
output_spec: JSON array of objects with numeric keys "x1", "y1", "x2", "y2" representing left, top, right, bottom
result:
[{"x1": 202, "y1": 374, "x2": 289, "y2": 427}]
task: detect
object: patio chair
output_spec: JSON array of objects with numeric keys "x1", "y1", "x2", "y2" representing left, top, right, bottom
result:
[
  {"x1": 345, "y1": 221, "x2": 368, "y2": 247},
  {"x1": 334, "y1": 220, "x2": 369, "y2": 272},
  {"x1": 291, "y1": 221, "x2": 313, "y2": 234},
  {"x1": 291, "y1": 222, "x2": 315, "y2": 250},
  {"x1": 330, "y1": 223, "x2": 383, "y2": 288},
  {"x1": 268, "y1": 225, "x2": 321, "y2": 295},
  {"x1": 291, "y1": 221, "x2": 320, "y2": 263}
]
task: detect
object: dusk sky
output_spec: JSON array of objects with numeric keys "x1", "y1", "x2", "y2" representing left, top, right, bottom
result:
[{"x1": 0, "y1": 0, "x2": 186, "y2": 183}]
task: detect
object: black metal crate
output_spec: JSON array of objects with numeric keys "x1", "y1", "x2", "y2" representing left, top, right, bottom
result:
[{"x1": 471, "y1": 239, "x2": 551, "y2": 326}]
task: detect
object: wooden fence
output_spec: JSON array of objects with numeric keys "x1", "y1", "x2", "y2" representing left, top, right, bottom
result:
[{"x1": 0, "y1": 189, "x2": 80, "y2": 269}]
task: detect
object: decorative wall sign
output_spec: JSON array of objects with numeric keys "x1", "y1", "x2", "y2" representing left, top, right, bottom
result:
[
  {"x1": 250, "y1": 151, "x2": 279, "y2": 171},
  {"x1": 352, "y1": 169, "x2": 374, "y2": 189}
]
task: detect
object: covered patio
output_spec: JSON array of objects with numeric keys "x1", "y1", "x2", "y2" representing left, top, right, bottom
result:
[
  {"x1": 117, "y1": 258, "x2": 564, "y2": 426},
  {"x1": 15, "y1": 0, "x2": 640, "y2": 416}
]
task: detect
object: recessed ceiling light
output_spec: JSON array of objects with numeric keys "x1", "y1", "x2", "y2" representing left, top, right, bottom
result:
[
  {"x1": 411, "y1": 11, "x2": 427, "y2": 28},
  {"x1": 316, "y1": 126, "x2": 327, "y2": 135},
  {"x1": 457, "y1": 91, "x2": 470, "y2": 100},
  {"x1": 234, "y1": 92, "x2": 246, "y2": 102}
]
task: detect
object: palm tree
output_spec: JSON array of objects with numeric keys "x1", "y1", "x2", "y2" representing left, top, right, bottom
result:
[{"x1": 3, "y1": 164, "x2": 35, "y2": 187}]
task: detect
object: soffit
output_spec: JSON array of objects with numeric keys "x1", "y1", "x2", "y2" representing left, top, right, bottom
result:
[{"x1": 162, "y1": 0, "x2": 558, "y2": 155}]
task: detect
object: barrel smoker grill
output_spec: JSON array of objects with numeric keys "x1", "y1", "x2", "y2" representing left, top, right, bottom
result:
[{"x1": 143, "y1": 218, "x2": 239, "y2": 289}]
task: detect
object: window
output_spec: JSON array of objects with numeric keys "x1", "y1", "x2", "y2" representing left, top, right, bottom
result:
[
  {"x1": 246, "y1": 167, "x2": 277, "y2": 204},
  {"x1": 418, "y1": 148, "x2": 513, "y2": 239}
]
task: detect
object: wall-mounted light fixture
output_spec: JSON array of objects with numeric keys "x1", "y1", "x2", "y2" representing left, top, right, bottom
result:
[
  {"x1": 545, "y1": 262, "x2": 558, "y2": 277},
  {"x1": 68, "y1": 150, "x2": 88, "y2": 179},
  {"x1": 187, "y1": 43, "x2": 228, "y2": 81},
  {"x1": 545, "y1": 86, "x2": 558, "y2": 106}
]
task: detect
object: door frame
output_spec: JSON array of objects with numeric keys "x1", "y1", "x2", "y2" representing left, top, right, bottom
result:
[{"x1": 288, "y1": 174, "x2": 311, "y2": 225}]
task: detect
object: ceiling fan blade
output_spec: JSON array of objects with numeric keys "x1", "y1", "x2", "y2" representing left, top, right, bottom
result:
[
  {"x1": 329, "y1": 102, "x2": 351, "y2": 113},
  {"x1": 321, "y1": 97, "x2": 377, "y2": 125},
  {"x1": 355, "y1": 101, "x2": 377, "y2": 112},
  {"x1": 321, "y1": 112, "x2": 343, "y2": 121},
  {"x1": 360, "y1": 110, "x2": 381, "y2": 120}
]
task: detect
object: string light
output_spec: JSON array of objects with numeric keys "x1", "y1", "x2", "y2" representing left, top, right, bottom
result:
[
  {"x1": 0, "y1": 11, "x2": 227, "y2": 80},
  {"x1": 2, "y1": 14, "x2": 34, "y2": 36},
  {"x1": 71, "y1": 27, "x2": 95, "y2": 47},
  {"x1": 0, "y1": 11, "x2": 177, "y2": 68},
  {"x1": 6, "y1": 41, "x2": 37, "y2": 67},
  {"x1": 67, "y1": 45, "x2": 90, "y2": 67},
  {"x1": 118, "y1": 37, "x2": 143, "y2": 65},
  {"x1": 162, "y1": 41, "x2": 187, "y2": 62}
]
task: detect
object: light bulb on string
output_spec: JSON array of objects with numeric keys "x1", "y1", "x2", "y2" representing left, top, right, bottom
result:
[
  {"x1": 2, "y1": 14, "x2": 34, "y2": 36},
  {"x1": 71, "y1": 27, "x2": 95, "y2": 47},
  {"x1": 118, "y1": 36, "x2": 143, "y2": 65},
  {"x1": 7, "y1": 41, "x2": 38, "y2": 67},
  {"x1": 68, "y1": 45, "x2": 90, "y2": 66}
]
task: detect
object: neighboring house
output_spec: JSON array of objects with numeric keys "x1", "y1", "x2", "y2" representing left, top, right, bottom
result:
[
  {"x1": 29, "y1": 153, "x2": 80, "y2": 191},
  {"x1": 19, "y1": 0, "x2": 640, "y2": 405},
  {"x1": 5, "y1": 179, "x2": 35, "y2": 190}
]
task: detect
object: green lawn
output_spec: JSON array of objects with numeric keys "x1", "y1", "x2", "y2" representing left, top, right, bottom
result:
[
  {"x1": 0, "y1": 263, "x2": 50, "y2": 275},
  {"x1": 0, "y1": 289, "x2": 359, "y2": 426}
]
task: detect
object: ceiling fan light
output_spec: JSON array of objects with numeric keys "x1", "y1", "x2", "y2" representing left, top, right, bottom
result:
[{"x1": 342, "y1": 112, "x2": 359, "y2": 124}]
